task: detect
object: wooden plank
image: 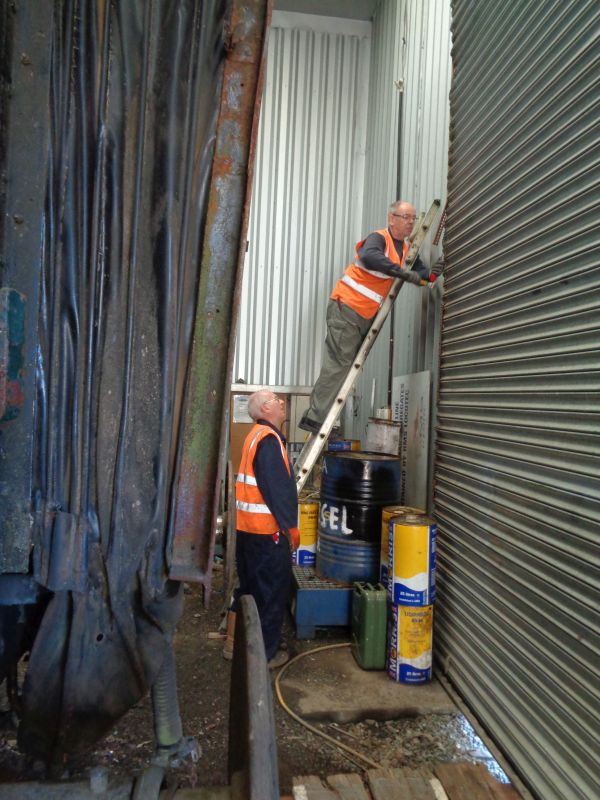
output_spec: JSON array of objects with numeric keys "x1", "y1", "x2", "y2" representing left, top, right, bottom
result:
[
  {"x1": 416, "y1": 765, "x2": 449, "y2": 800},
  {"x1": 366, "y1": 767, "x2": 412, "y2": 800},
  {"x1": 491, "y1": 787, "x2": 522, "y2": 799},
  {"x1": 434, "y1": 763, "x2": 497, "y2": 800},
  {"x1": 293, "y1": 775, "x2": 341, "y2": 800},
  {"x1": 292, "y1": 763, "x2": 521, "y2": 800},
  {"x1": 417, "y1": 765, "x2": 435, "y2": 779},
  {"x1": 429, "y1": 776, "x2": 450, "y2": 800},
  {"x1": 464, "y1": 765, "x2": 509, "y2": 800},
  {"x1": 327, "y1": 773, "x2": 371, "y2": 800},
  {"x1": 476, "y1": 765, "x2": 522, "y2": 799},
  {"x1": 404, "y1": 767, "x2": 438, "y2": 799}
]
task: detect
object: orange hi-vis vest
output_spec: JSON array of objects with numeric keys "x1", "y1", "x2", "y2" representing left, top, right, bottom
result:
[
  {"x1": 330, "y1": 228, "x2": 409, "y2": 319},
  {"x1": 235, "y1": 423, "x2": 292, "y2": 534}
]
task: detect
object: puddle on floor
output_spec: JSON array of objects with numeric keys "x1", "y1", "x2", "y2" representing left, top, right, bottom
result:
[{"x1": 454, "y1": 714, "x2": 509, "y2": 782}]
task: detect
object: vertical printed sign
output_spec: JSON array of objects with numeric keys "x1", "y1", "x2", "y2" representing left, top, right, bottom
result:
[{"x1": 391, "y1": 371, "x2": 430, "y2": 510}]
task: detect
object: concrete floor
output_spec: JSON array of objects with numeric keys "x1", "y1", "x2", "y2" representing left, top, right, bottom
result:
[{"x1": 278, "y1": 644, "x2": 456, "y2": 723}]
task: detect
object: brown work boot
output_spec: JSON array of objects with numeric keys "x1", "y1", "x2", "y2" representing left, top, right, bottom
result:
[
  {"x1": 268, "y1": 649, "x2": 289, "y2": 670},
  {"x1": 222, "y1": 611, "x2": 236, "y2": 661}
]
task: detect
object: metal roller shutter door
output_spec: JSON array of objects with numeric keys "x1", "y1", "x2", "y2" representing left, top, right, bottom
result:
[{"x1": 435, "y1": 2, "x2": 600, "y2": 799}]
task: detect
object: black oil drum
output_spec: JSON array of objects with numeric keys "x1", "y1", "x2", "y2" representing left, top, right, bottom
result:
[{"x1": 316, "y1": 452, "x2": 402, "y2": 584}]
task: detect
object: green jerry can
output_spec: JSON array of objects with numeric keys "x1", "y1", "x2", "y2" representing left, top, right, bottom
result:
[{"x1": 351, "y1": 582, "x2": 387, "y2": 670}]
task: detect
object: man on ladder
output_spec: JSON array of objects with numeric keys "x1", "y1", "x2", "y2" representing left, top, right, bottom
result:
[{"x1": 298, "y1": 200, "x2": 443, "y2": 433}]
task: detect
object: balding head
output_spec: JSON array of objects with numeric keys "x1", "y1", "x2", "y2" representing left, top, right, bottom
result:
[
  {"x1": 247, "y1": 388, "x2": 286, "y2": 430},
  {"x1": 388, "y1": 200, "x2": 417, "y2": 240}
]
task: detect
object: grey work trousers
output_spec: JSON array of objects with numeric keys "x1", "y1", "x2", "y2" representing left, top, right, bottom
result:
[{"x1": 305, "y1": 299, "x2": 373, "y2": 425}]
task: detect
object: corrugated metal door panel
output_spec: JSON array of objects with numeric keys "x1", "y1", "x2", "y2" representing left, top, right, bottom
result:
[
  {"x1": 438, "y1": 1, "x2": 600, "y2": 798},
  {"x1": 436, "y1": 562, "x2": 599, "y2": 798},
  {"x1": 436, "y1": 551, "x2": 598, "y2": 710}
]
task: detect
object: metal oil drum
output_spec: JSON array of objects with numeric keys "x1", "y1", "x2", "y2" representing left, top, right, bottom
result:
[{"x1": 316, "y1": 452, "x2": 401, "y2": 584}]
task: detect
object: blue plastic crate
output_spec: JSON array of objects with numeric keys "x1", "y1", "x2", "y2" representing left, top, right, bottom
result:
[{"x1": 291, "y1": 566, "x2": 352, "y2": 639}]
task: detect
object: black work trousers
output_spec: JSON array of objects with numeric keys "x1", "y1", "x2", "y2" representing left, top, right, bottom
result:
[{"x1": 233, "y1": 531, "x2": 292, "y2": 660}]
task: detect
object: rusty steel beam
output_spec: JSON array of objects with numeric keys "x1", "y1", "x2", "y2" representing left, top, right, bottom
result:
[{"x1": 169, "y1": 0, "x2": 271, "y2": 593}]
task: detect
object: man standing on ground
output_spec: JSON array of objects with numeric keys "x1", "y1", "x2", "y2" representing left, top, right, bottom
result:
[
  {"x1": 225, "y1": 389, "x2": 299, "y2": 669},
  {"x1": 299, "y1": 200, "x2": 442, "y2": 432}
]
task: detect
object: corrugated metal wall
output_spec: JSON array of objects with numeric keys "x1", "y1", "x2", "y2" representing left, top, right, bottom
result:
[
  {"x1": 436, "y1": 2, "x2": 600, "y2": 799},
  {"x1": 356, "y1": 0, "x2": 451, "y2": 438},
  {"x1": 361, "y1": 0, "x2": 451, "y2": 223},
  {"x1": 234, "y1": 11, "x2": 371, "y2": 386}
]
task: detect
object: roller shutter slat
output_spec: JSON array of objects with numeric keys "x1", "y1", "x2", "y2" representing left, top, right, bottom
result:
[{"x1": 437, "y1": 3, "x2": 600, "y2": 797}]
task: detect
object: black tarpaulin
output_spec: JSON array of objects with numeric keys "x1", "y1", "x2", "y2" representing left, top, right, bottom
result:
[{"x1": 0, "y1": 0, "x2": 235, "y2": 761}]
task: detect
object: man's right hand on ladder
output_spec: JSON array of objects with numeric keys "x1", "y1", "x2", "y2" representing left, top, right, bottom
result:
[{"x1": 389, "y1": 265, "x2": 428, "y2": 286}]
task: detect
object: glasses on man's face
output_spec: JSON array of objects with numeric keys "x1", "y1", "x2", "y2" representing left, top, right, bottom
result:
[
  {"x1": 391, "y1": 213, "x2": 416, "y2": 221},
  {"x1": 264, "y1": 395, "x2": 282, "y2": 406}
]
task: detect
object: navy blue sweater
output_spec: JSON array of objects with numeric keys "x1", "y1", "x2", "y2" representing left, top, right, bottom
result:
[{"x1": 358, "y1": 230, "x2": 429, "y2": 280}]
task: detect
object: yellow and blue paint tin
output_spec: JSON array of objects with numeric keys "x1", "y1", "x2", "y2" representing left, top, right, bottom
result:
[
  {"x1": 379, "y1": 505, "x2": 425, "y2": 590},
  {"x1": 293, "y1": 500, "x2": 318, "y2": 566},
  {"x1": 387, "y1": 513, "x2": 436, "y2": 606},
  {"x1": 387, "y1": 604, "x2": 433, "y2": 683}
]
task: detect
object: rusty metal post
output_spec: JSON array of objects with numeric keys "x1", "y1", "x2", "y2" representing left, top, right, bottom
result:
[{"x1": 169, "y1": 0, "x2": 271, "y2": 594}]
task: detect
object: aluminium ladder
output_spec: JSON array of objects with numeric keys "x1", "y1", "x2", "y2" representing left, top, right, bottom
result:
[{"x1": 294, "y1": 199, "x2": 441, "y2": 492}]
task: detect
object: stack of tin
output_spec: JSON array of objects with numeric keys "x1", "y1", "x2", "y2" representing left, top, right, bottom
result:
[{"x1": 379, "y1": 507, "x2": 437, "y2": 684}]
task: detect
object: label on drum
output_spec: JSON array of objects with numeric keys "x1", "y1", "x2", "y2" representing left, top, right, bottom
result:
[
  {"x1": 380, "y1": 507, "x2": 426, "y2": 592},
  {"x1": 379, "y1": 559, "x2": 389, "y2": 591},
  {"x1": 319, "y1": 502, "x2": 353, "y2": 536},
  {"x1": 294, "y1": 502, "x2": 318, "y2": 565},
  {"x1": 387, "y1": 605, "x2": 433, "y2": 684},
  {"x1": 380, "y1": 520, "x2": 390, "y2": 590},
  {"x1": 292, "y1": 544, "x2": 316, "y2": 566},
  {"x1": 327, "y1": 439, "x2": 360, "y2": 451},
  {"x1": 388, "y1": 520, "x2": 436, "y2": 606},
  {"x1": 298, "y1": 503, "x2": 318, "y2": 539}
]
